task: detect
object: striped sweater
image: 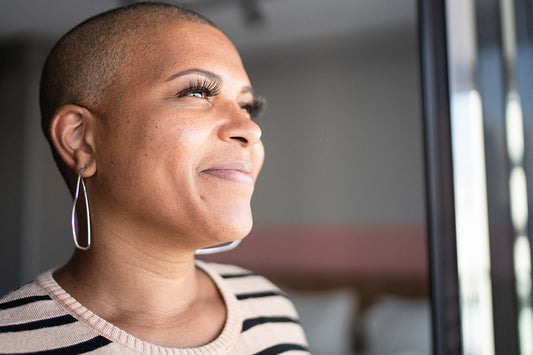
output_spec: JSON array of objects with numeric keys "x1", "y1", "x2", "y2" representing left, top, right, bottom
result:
[{"x1": 0, "y1": 261, "x2": 309, "y2": 354}]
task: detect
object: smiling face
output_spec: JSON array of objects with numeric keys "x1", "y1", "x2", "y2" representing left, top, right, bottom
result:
[{"x1": 88, "y1": 21, "x2": 265, "y2": 251}]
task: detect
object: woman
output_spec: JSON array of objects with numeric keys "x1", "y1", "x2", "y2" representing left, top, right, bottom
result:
[{"x1": 0, "y1": 3, "x2": 309, "y2": 354}]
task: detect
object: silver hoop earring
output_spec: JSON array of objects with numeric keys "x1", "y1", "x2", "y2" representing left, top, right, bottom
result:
[
  {"x1": 71, "y1": 168, "x2": 91, "y2": 250},
  {"x1": 195, "y1": 240, "x2": 241, "y2": 255}
]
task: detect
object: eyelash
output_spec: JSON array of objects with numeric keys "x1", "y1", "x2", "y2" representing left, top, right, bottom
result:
[
  {"x1": 176, "y1": 78, "x2": 266, "y2": 119},
  {"x1": 177, "y1": 78, "x2": 222, "y2": 98},
  {"x1": 241, "y1": 96, "x2": 267, "y2": 119}
]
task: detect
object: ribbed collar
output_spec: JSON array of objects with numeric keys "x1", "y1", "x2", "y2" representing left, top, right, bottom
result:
[{"x1": 37, "y1": 260, "x2": 242, "y2": 355}]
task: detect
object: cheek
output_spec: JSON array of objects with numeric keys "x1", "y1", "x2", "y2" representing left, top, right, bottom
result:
[
  {"x1": 96, "y1": 100, "x2": 215, "y2": 183},
  {"x1": 94, "y1": 111, "x2": 162, "y2": 190},
  {"x1": 102, "y1": 113, "x2": 199, "y2": 165}
]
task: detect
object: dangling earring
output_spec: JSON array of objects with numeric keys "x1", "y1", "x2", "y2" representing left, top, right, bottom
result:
[
  {"x1": 195, "y1": 240, "x2": 241, "y2": 255},
  {"x1": 71, "y1": 168, "x2": 91, "y2": 250}
]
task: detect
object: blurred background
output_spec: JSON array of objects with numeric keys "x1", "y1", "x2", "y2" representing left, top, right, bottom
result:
[{"x1": 0, "y1": 1, "x2": 429, "y2": 354}]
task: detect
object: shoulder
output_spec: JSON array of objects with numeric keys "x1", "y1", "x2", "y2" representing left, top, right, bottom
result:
[
  {"x1": 0, "y1": 279, "x2": 70, "y2": 352},
  {"x1": 0, "y1": 280, "x2": 57, "y2": 321},
  {"x1": 196, "y1": 261, "x2": 263, "y2": 280},
  {"x1": 0, "y1": 271, "x2": 75, "y2": 320},
  {"x1": 197, "y1": 261, "x2": 300, "y2": 319},
  {"x1": 1, "y1": 279, "x2": 50, "y2": 302},
  {"x1": 196, "y1": 260, "x2": 285, "y2": 299},
  {"x1": 0, "y1": 274, "x2": 118, "y2": 354},
  {"x1": 197, "y1": 261, "x2": 310, "y2": 354}
]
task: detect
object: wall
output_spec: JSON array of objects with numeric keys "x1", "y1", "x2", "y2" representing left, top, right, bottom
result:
[
  {"x1": 0, "y1": 25, "x2": 425, "y2": 294},
  {"x1": 0, "y1": 42, "x2": 73, "y2": 294},
  {"x1": 242, "y1": 29, "x2": 425, "y2": 225}
]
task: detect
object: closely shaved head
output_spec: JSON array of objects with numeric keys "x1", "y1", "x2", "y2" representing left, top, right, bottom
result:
[{"x1": 39, "y1": 2, "x2": 217, "y2": 187}]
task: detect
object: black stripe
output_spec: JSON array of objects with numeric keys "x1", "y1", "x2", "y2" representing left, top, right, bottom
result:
[
  {"x1": 0, "y1": 335, "x2": 112, "y2": 354},
  {"x1": 0, "y1": 295, "x2": 52, "y2": 310},
  {"x1": 236, "y1": 291, "x2": 285, "y2": 300},
  {"x1": 242, "y1": 316, "x2": 300, "y2": 332},
  {"x1": 253, "y1": 343, "x2": 309, "y2": 355},
  {"x1": 0, "y1": 314, "x2": 77, "y2": 333},
  {"x1": 220, "y1": 272, "x2": 256, "y2": 279}
]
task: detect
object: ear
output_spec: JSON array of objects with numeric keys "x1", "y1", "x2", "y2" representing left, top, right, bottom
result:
[{"x1": 49, "y1": 104, "x2": 97, "y2": 177}]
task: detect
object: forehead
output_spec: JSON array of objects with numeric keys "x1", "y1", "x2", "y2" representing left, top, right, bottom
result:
[{"x1": 124, "y1": 21, "x2": 249, "y2": 85}]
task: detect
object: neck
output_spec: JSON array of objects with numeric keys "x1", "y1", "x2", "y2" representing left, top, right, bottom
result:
[
  {"x1": 54, "y1": 227, "x2": 203, "y2": 322},
  {"x1": 54, "y1": 206, "x2": 227, "y2": 347}
]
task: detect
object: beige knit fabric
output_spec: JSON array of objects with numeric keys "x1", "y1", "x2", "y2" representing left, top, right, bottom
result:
[{"x1": 0, "y1": 261, "x2": 309, "y2": 354}]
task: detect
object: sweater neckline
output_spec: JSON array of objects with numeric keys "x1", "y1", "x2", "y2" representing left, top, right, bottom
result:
[{"x1": 36, "y1": 260, "x2": 242, "y2": 355}]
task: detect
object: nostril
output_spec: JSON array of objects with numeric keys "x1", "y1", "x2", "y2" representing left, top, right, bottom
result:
[{"x1": 231, "y1": 136, "x2": 248, "y2": 144}]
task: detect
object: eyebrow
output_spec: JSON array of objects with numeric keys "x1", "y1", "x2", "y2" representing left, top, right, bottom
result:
[
  {"x1": 165, "y1": 68, "x2": 257, "y2": 99},
  {"x1": 165, "y1": 68, "x2": 222, "y2": 82},
  {"x1": 241, "y1": 86, "x2": 256, "y2": 96}
]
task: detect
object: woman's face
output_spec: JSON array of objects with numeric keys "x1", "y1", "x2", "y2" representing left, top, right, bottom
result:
[{"x1": 90, "y1": 21, "x2": 264, "y2": 251}]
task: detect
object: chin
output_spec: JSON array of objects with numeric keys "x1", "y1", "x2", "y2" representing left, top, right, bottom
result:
[
  {"x1": 208, "y1": 209, "x2": 254, "y2": 245},
  {"x1": 226, "y1": 214, "x2": 254, "y2": 241},
  {"x1": 234, "y1": 218, "x2": 254, "y2": 240}
]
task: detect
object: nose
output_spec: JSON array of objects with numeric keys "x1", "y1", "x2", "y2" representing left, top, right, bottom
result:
[{"x1": 218, "y1": 105, "x2": 262, "y2": 146}]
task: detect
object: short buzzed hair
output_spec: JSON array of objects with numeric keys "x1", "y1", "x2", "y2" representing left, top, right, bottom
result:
[{"x1": 39, "y1": 2, "x2": 216, "y2": 188}]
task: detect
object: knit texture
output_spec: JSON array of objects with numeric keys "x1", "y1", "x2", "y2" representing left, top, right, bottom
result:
[{"x1": 0, "y1": 261, "x2": 309, "y2": 354}]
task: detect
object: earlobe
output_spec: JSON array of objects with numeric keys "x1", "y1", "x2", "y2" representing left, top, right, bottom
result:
[{"x1": 49, "y1": 104, "x2": 96, "y2": 177}]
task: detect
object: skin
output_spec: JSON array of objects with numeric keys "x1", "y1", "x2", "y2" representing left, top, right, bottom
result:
[{"x1": 50, "y1": 21, "x2": 264, "y2": 347}]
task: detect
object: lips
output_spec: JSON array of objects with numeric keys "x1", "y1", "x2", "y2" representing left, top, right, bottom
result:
[{"x1": 201, "y1": 161, "x2": 255, "y2": 185}]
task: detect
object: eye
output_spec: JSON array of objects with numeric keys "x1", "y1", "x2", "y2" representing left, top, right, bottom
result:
[
  {"x1": 241, "y1": 105, "x2": 252, "y2": 114},
  {"x1": 188, "y1": 91, "x2": 208, "y2": 99},
  {"x1": 240, "y1": 96, "x2": 267, "y2": 119},
  {"x1": 176, "y1": 78, "x2": 222, "y2": 99}
]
